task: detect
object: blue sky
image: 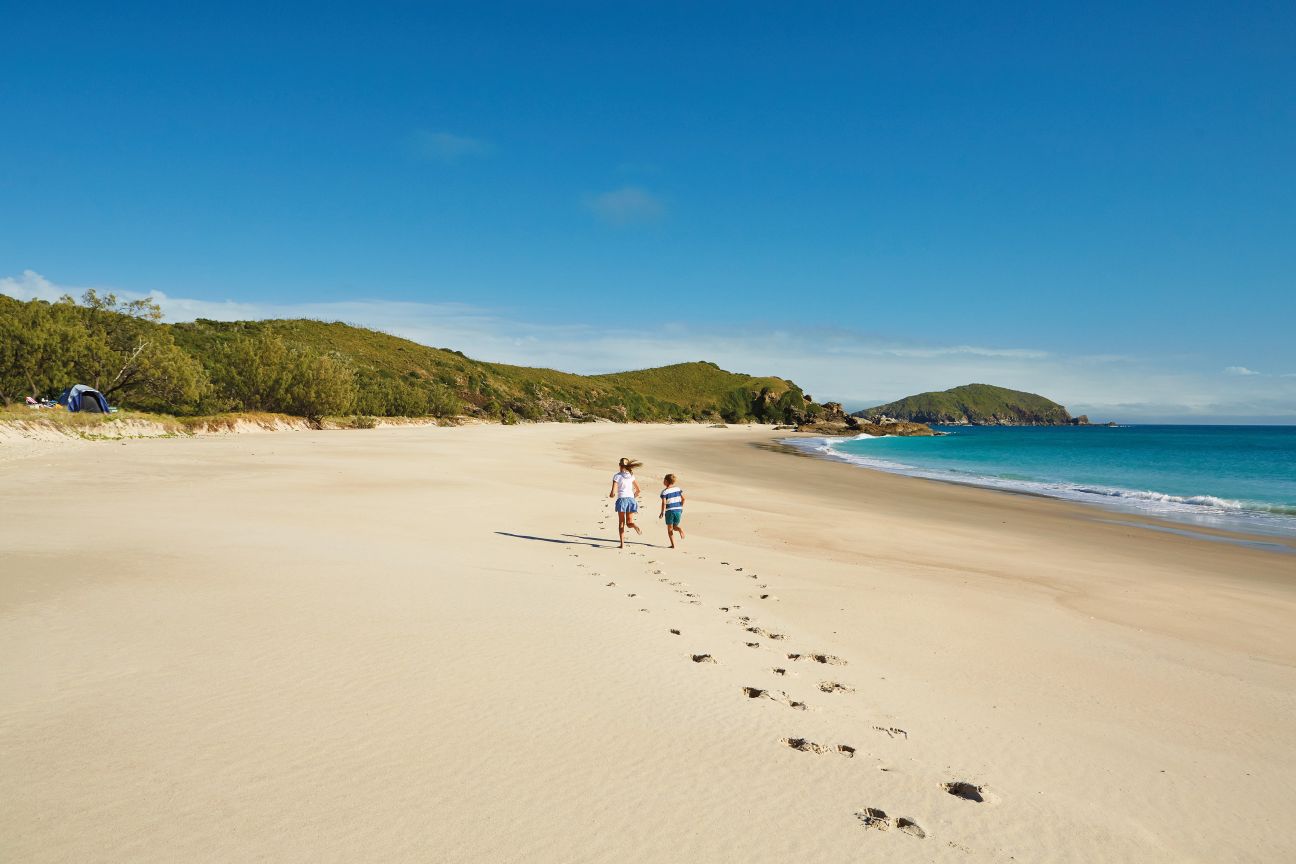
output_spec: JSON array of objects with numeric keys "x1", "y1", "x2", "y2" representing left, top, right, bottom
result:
[{"x1": 3, "y1": 1, "x2": 1294, "y2": 420}]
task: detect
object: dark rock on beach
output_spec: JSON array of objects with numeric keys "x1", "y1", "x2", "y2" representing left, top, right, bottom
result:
[{"x1": 796, "y1": 413, "x2": 935, "y2": 437}]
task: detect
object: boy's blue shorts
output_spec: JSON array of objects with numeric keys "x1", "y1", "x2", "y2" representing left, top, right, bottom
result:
[{"x1": 664, "y1": 510, "x2": 683, "y2": 526}]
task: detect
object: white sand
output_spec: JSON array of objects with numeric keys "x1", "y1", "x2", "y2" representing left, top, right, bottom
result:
[{"x1": 2, "y1": 424, "x2": 1294, "y2": 862}]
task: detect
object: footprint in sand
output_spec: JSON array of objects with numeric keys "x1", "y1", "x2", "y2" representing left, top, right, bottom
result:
[
  {"x1": 771, "y1": 667, "x2": 788, "y2": 676},
  {"x1": 818, "y1": 681, "x2": 854, "y2": 694},
  {"x1": 691, "y1": 654, "x2": 717, "y2": 664},
  {"x1": 874, "y1": 726, "x2": 907, "y2": 739},
  {"x1": 943, "y1": 781, "x2": 990, "y2": 803},
  {"x1": 745, "y1": 626, "x2": 787, "y2": 640},
  {"x1": 744, "y1": 641, "x2": 761, "y2": 648},
  {"x1": 605, "y1": 582, "x2": 616, "y2": 587},
  {"x1": 895, "y1": 818, "x2": 926, "y2": 839},
  {"x1": 781, "y1": 737, "x2": 854, "y2": 757},
  {"x1": 854, "y1": 809, "x2": 926, "y2": 838},
  {"x1": 741, "y1": 686, "x2": 807, "y2": 710},
  {"x1": 786, "y1": 653, "x2": 847, "y2": 666},
  {"x1": 669, "y1": 628, "x2": 681, "y2": 635}
]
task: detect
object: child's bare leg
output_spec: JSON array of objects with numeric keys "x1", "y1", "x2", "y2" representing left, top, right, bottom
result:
[
  {"x1": 617, "y1": 512, "x2": 626, "y2": 547},
  {"x1": 665, "y1": 522, "x2": 674, "y2": 548},
  {"x1": 675, "y1": 524, "x2": 685, "y2": 540},
  {"x1": 628, "y1": 511, "x2": 641, "y2": 534}
]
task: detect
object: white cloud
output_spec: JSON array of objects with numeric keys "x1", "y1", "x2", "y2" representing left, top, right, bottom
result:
[
  {"x1": 585, "y1": 186, "x2": 664, "y2": 225},
  {"x1": 5, "y1": 270, "x2": 1295, "y2": 421},
  {"x1": 0, "y1": 269, "x2": 65, "y2": 303},
  {"x1": 408, "y1": 130, "x2": 491, "y2": 163},
  {"x1": 1224, "y1": 366, "x2": 1260, "y2": 376}
]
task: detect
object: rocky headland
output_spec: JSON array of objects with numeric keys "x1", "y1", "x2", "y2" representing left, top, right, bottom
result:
[{"x1": 855, "y1": 383, "x2": 1097, "y2": 427}]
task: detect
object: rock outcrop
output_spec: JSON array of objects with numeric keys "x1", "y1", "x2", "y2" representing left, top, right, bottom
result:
[{"x1": 796, "y1": 413, "x2": 935, "y2": 437}]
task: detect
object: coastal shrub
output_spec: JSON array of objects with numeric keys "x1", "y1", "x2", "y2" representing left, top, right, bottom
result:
[
  {"x1": 719, "y1": 387, "x2": 754, "y2": 423},
  {"x1": 0, "y1": 293, "x2": 207, "y2": 412},
  {"x1": 0, "y1": 297, "x2": 87, "y2": 404},
  {"x1": 425, "y1": 383, "x2": 462, "y2": 418},
  {"x1": 211, "y1": 332, "x2": 357, "y2": 421},
  {"x1": 354, "y1": 376, "x2": 432, "y2": 417},
  {"x1": 75, "y1": 291, "x2": 210, "y2": 412}
]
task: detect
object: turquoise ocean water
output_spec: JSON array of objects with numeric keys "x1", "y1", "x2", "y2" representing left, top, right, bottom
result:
[{"x1": 790, "y1": 425, "x2": 1296, "y2": 537}]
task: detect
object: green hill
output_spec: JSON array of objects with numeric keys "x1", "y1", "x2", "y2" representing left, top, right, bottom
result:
[
  {"x1": 857, "y1": 383, "x2": 1079, "y2": 426},
  {"x1": 1, "y1": 293, "x2": 821, "y2": 425}
]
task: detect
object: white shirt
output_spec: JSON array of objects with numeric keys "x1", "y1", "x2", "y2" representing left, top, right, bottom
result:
[{"x1": 612, "y1": 471, "x2": 637, "y2": 498}]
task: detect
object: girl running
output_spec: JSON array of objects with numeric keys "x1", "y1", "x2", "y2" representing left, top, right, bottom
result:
[{"x1": 609, "y1": 458, "x2": 643, "y2": 548}]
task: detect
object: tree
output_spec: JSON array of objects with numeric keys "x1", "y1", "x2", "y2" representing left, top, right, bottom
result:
[
  {"x1": 0, "y1": 299, "x2": 88, "y2": 404},
  {"x1": 75, "y1": 291, "x2": 207, "y2": 411}
]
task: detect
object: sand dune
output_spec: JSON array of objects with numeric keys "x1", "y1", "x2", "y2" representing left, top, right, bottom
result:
[{"x1": 2, "y1": 424, "x2": 1293, "y2": 862}]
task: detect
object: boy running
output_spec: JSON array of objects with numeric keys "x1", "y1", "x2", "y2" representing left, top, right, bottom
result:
[{"x1": 658, "y1": 474, "x2": 686, "y2": 548}]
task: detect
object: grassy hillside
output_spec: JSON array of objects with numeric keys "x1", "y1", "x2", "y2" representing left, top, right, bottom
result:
[
  {"x1": 858, "y1": 383, "x2": 1075, "y2": 425},
  {"x1": 171, "y1": 319, "x2": 814, "y2": 422},
  {"x1": 2, "y1": 294, "x2": 821, "y2": 424}
]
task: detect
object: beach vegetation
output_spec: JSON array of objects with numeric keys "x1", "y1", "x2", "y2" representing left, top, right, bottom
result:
[{"x1": 1, "y1": 294, "x2": 823, "y2": 424}]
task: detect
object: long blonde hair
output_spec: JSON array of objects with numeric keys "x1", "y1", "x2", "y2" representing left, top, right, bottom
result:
[{"x1": 619, "y1": 457, "x2": 643, "y2": 473}]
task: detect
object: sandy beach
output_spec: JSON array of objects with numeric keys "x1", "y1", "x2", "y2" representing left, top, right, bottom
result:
[{"x1": 2, "y1": 423, "x2": 1294, "y2": 863}]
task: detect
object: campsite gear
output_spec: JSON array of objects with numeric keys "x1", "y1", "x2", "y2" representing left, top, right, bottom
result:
[{"x1": 57, "y1": 384, "x2": 111, "y2": 413}]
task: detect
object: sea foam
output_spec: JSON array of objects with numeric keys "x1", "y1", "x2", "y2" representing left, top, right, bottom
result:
[{"x1": 786, "y1": 435, "x2": 1296, "y2": 535}]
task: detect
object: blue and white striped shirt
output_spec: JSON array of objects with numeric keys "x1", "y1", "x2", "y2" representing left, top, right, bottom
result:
[{"x1": 661, "y1": 486, "x2": 684, "y2": 511}]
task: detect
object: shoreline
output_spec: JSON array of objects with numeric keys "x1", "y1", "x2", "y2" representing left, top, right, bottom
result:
[{"x1": 780, "y1": 429, "x2": 1296, "y2": 546}]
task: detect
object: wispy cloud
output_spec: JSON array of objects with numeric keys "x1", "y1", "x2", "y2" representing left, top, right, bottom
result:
[
  {"x1": 5, "y1": 270, "x2": 1295, "y2": 422},
  {"x1": 585, "y1": 186, "x2": 664, "y2": 225},
  {"x1": 1224, "y1": 366, "x2": 1260, "y2": 376},
  {"x1": 407, "y1": 130, "x2": 491, "y2": 163}
]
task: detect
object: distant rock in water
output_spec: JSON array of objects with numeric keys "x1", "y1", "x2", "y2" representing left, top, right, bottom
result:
[{"x1": 855, "y1": 384, "x2": 1086, "y2": 427}]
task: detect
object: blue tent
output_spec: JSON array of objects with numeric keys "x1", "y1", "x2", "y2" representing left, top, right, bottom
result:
[{"x1": 58, "y1": 384, "x2": 111, "y2": 413}]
